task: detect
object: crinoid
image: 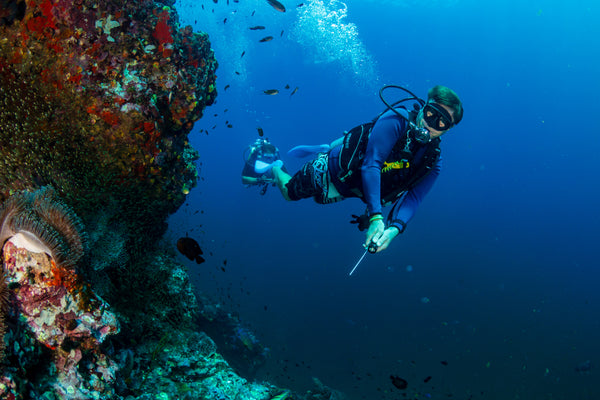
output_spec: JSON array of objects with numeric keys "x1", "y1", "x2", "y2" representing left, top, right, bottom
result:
[{"x1": 0, "y1": 186, "x2": 87, "y2": 269}]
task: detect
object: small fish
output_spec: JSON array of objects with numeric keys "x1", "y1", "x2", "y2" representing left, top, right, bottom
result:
[
  {"x1": 257, "y1": 127, "x2": 264, "y2": 136},
  {"x1": 224, "y1": 84, "x2": 230, "y2": 90},
  {"x1": 227, "y1": 124, "x2": 233, "y2": 128},
  {"x1": 235, "y1": 71, "x2": 240, "y2": 75},
  {"x1": 223, "y1": 17, "x2": 227, "y2": 23},
  {"x1": 290, "y1": 86, "x2": 299, "y2": 97},
  {"x1": 390, "y1": 375, "x2": 408, "y2": 390},
  {"x1": 297, "y1": 3, "x2": 304, "y2": 7},
  {"x1": 240, "y1": 51, "x2": 246, "y2": 58},
  {"x1": 575, "y1": 360, "x2": 592, "y2": 373},
  {"x1": 263, "y1": 89, "x2": 279, "y2": 95},
  {"x1": 251, "y1": 10, "x2": 256, "y2": 16},
  {"x1": 284, "y1": 84, "x2": 290, "y2": 89},
  {"x1": 423, "y1": 376, "x2": 432, "y2": 383},
  {"x1": 280, "y1": 29, "x2": 284, "y2": 37},
  {"x1": 259, "y1": 36, "x2": 273, "y2": 42},
  {"x1": 266, "y1": 0, "x2": 286, "y2": 12},
  {"x1": 177, "y1": 237, "x2": 205, "y2": 264},
  {"x1": 249, "y1": 25, "x2": 266, "y2": 30}
]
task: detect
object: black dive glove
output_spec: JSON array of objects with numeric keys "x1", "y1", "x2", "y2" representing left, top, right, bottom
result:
[{"x1": 350, "y1": 213, "x2": 370, "y2": 231}]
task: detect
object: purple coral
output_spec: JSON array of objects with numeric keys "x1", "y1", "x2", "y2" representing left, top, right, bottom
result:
[
  {"x1": 0, "y1": 187, "x2": 118, "y2": 398},
  {"x1": 3, "y1": 241, "x2": 120, "y2": 399}
]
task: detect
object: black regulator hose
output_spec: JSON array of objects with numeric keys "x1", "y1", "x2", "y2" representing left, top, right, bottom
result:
[
  {"x1": 377, "y1": 84, "x2": 432, "y2": 144},
  {"x1": 377, "y1": 84, "x2": 425, "y2": 123}
]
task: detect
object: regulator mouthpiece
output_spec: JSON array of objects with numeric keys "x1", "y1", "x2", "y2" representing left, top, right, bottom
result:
[{"x1": 411, "y1": 125, "x2": 431, "y2": 144}]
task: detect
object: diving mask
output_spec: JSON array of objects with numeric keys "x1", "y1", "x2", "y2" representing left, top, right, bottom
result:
[{"x1": 423, "y1": 102, "x2": 454, "y2": 132}]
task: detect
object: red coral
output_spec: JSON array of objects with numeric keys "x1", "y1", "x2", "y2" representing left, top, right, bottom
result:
[
  {"x1": 100, "y1": 110, "x2": 120, "y2": 126},
  {"x1": 68, "y1": 74, "x2": 82, "y2": 84},
  {"x1": 153, "y1": 10, "x2": 173, "y2": 45},
  {"x1": 40, "y1": 0, "x2": 55, "y2": 22},
  {"x1": 48, "y1": 259, "x2": 79, "y2": 290},
  {"x1": 143, "y1": 122, "x2": 154, "y2": 133},
  {"x1": 25, "y1": 0, "x2": 57, "y2": 34}
]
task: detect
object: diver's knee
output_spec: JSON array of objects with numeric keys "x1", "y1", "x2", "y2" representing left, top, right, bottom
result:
[
  {"x1": 272, "y1": 167, "x2": 291, "y2": 200},
  {"x1": 277, "y1": 183, "x2": 292, "y2": 201}
]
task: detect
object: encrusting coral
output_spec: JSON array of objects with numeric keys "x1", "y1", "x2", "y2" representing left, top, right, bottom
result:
[
  {"x1": 0, "y1": 0, "x2": 217, "y2": 248},
  {"x1": 2, "y1": 241, "x2": 120, "y2": 399}
]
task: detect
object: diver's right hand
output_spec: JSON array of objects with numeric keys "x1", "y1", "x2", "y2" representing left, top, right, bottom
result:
[{"x1": 370, "y1": 227, "x2": 399, "y2": 253}]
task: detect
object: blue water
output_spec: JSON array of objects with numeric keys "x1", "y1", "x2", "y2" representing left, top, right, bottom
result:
[{"x1": 169, "y1": 0, "x2": 600, "y2": 398}]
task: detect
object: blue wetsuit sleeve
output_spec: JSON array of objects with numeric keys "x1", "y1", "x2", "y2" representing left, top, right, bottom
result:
[
  {"x1": 360, "y1": 113, "x2": 406, "y2": 216},
  {"x1": 388, "y1": 155, "x2": 442, "y2": 232}
]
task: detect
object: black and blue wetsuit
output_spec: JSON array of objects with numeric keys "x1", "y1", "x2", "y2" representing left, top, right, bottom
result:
[
  {"x1": 328, "y1": 108, "x2": 442, "y2": 233},
  {"x1": 285, "y1": 108, "x2": 441, "y2": 234}
]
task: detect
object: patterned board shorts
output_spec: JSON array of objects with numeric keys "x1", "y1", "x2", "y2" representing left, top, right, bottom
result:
[{"x1": 285, "y1": 153, "x2": 343, "y2": 204}]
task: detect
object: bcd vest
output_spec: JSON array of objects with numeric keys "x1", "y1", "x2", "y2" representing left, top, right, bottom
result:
[{"x1": 336, "y1": 109, "x2": 441, "y2": 205}]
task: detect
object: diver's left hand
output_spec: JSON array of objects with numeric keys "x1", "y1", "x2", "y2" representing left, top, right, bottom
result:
[
  {"x1": 365, "y1": 219, "x2": 385, "y2": 249},
  {"x1": 370, "y1": 227, "x2": 400, "y2": 253},
  {"x1": 350, "y1": 213, "x2": 370, "y2": 231}
]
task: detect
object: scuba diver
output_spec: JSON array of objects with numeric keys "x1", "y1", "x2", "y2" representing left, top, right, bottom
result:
[
  {"x1": 242, "y1": 85, "x2": 463, "y2": 253},
  {"x1": 242, "y1": 138, "x2": 286, "y2": 195}
]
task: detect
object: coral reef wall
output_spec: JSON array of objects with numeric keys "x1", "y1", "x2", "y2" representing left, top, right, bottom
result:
[
  {"x1": 0, "y1": 2, "x2": 345, "y2": 399},
  {"x1": 0, "y1": 0, "x2": 217, "y2": 244}
]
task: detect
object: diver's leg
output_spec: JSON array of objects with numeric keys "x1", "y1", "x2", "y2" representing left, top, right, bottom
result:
[{"x1": 272, "y1": 166, "x2": 292, "y2": 201}]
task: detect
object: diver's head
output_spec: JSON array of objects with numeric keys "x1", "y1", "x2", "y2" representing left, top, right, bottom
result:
[
  {"x1": 417, "y1": 85, "x2": 463, "y2": 140},
  {"x1": 246, "y1": 138, "x2": 279, "y2": 165},
  {"x1": 428, "y1": 85, "x2": 463, "y2": 125}
]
